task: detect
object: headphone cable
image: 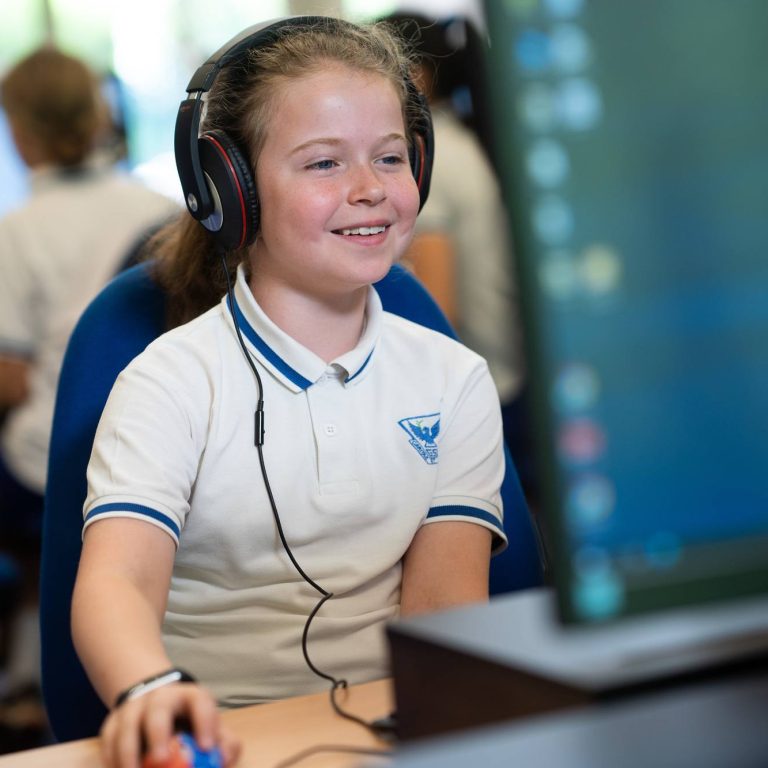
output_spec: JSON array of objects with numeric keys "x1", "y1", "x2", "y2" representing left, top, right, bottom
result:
[{"x1": 220, "y1": 255, "x2": 394, "y2": 739}]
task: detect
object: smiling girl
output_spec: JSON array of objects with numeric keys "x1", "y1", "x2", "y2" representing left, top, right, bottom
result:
[{"x1": 71, "y1": 17, "x2": 506, "y2": 768}]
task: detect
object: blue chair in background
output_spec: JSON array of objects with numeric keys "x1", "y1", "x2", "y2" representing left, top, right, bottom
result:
[{"x1": 40, "y1": 260, "x2": 545, "y2": 742}]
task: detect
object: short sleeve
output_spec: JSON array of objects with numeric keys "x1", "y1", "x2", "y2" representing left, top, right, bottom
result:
[
  {"x1": 425, "y1": 360, "x2": 507, "y2": 553},
  {"x1": 83, "y1": 342, "x2": 209, "y2": 544}
]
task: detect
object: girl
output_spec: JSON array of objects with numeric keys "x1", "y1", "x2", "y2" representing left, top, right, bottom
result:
[{"x1": 71, "y1": 16, "x2": 506, "y2": 768}]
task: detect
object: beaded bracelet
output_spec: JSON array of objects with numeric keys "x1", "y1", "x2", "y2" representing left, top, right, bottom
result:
[{"x1": 114, "y1": 668, "x2": 197, "y2": 708}]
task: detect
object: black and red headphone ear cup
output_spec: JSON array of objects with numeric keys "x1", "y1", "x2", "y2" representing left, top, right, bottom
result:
[
  {"x1": 410, "y1": 132, "x2": 433, "y2": 211},
  {"x1": 407, "y1": 88, "x2": 434, "y2": 212},
  {"x1": 197, "y1": 130, "x2": 260, "y2": 251}
]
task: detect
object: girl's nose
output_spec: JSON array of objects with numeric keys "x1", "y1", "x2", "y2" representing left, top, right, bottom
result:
[{"x1": 348, "y1": 164, "x2": 386, "y2": 205}]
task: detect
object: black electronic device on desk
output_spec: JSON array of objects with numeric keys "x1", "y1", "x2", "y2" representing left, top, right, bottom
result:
[
  {"x1": 386, "y1": 670, "x2": 768, "y2": 768},
  {"x1": 387, "y1": 0, "x2": 768, "y2": 747},
  {"x1": 387, "y1": 588, "x2": 768, "y2": 741}
]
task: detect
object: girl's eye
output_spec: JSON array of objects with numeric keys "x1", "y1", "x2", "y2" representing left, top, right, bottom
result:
[
  {"x1": 379, "y1": 154, "x2": 404, "y2": 166},
  {"x1": 307, "y1": 159, "x2": 336, "y2": 170}
]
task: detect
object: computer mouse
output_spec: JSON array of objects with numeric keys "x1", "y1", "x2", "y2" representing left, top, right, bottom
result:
[{"x1": 141, "y1": 732, "x2": 224, "y2": 768}]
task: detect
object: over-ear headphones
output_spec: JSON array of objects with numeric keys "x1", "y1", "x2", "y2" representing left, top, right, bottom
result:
[{"x1": 174, "y1": 16, "x2": 434, "y2": 252}]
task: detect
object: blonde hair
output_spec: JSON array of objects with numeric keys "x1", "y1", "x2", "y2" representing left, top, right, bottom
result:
[
  {"x1": 151, "y1": 17, "x2": 418, "y2": 329},
  {"x1": 1, "y1": 47, "x2": 102, "y2": 167}
]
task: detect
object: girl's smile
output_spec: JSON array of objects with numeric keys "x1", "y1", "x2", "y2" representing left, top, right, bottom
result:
[{"x1": 251, "y1": 64, "x2": 420, "y2": 305}]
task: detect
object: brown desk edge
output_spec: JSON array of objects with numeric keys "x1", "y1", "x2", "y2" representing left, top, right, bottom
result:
[{"x1": 0, "y1": 678, "x2": 394, "y2": 768}]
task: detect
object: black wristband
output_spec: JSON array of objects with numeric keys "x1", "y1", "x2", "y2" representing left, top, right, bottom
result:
[{"x1": 114, "y1": 668, "x2": 197, "y2": 708}]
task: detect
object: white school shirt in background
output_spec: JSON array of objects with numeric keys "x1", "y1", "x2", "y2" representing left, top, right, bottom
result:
[
  {"x1": 0, "y1": 160, "x2": 179, "y2": 492},
  {"x1": 84, "y1": 264, "x2": 507, "y2": 706},
  {"x1": 414, "y1": 107, "x2": 525, "y2": 406}
]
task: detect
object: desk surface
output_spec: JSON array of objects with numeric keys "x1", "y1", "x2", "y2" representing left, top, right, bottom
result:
[{"x1": 0, "y1": 679, "x2": 393, "y2": 768}]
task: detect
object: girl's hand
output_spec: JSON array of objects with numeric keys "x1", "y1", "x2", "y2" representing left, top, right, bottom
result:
[{"x1": 99, "y1": 682, "x2": 241, "y2": 768}]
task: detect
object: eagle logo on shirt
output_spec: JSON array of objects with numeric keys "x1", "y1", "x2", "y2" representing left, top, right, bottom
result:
[{"x1": 398, "y1": 413, "x2": 440, "y2": 464}]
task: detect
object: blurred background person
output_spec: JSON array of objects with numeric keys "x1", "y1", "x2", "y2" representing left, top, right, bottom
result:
[
  {"x1": 0, "y1": 46, "x2": 179, "y2": 746},
  {"x1": 380, "y1": 12, "x2": 537, "y2": 502}
]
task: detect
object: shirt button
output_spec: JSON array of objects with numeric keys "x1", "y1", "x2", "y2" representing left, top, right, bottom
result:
[{"x1": 324, "y1": 424, "x2": 338, "y2": 436}]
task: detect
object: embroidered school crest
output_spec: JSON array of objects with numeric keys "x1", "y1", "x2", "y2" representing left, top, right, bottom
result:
[{"x1": 398, "y1": 413, "x2": 440, "y2": 465}]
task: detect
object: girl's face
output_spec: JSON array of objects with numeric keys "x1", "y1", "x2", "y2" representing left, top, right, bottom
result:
[{"x1": 252, "y1": 65, "x2": 420, "y2": 299}]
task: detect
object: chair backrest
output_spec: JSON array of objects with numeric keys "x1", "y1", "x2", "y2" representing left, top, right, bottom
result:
[{"x1": 40, "y1": 261, "x2": 544, "y2": 742}]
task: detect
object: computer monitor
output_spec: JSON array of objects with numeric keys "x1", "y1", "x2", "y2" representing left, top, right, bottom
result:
[{"x1": 483, "y1": 0, "x2": 768, "y2": 625}]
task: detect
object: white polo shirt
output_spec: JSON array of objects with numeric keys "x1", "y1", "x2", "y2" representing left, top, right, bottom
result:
[
  {"x1": 0, "y1": 161, "x2": 179, "y2": 492},
  {"x1": 84, "y1": 265, "x2": 506, "y2": 706}
]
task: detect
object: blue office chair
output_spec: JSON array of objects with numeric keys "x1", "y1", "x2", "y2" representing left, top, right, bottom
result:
[{"x1": 40, "y1": 261, "x2": 544, "y2": 742}]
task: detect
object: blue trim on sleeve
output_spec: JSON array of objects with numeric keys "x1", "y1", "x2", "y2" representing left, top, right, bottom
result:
[
  {"x1": 227, "y1": 294, "x2": 313, "y2": 390},
  {"x1": 426, "y1": 504, "x2": 503, "y2": 534},
  {"x1": 85, "y1": 503, "x2": 180, "y2": 539}
]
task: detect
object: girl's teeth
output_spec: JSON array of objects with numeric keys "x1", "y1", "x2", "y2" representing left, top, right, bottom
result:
[{"x1": 341, "y1": 226, "x2": 385, "y2": 236}]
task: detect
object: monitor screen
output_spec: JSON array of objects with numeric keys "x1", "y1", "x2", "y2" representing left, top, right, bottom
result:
[{"x1": 483, "y1": 0, "x2": 768, "y2": 624}]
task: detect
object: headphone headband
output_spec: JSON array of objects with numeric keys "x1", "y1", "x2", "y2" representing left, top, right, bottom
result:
[
  {"x1": 176, "y1": 17, "x2": 316, "y2": 222},
  {"x1": 187, "y1": 17, "x2": 314, "y2": 92}
]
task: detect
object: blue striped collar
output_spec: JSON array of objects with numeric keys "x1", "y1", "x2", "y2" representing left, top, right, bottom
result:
[{"x1": 223, "y1": 265, "x2": 382, "y2": 392}]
